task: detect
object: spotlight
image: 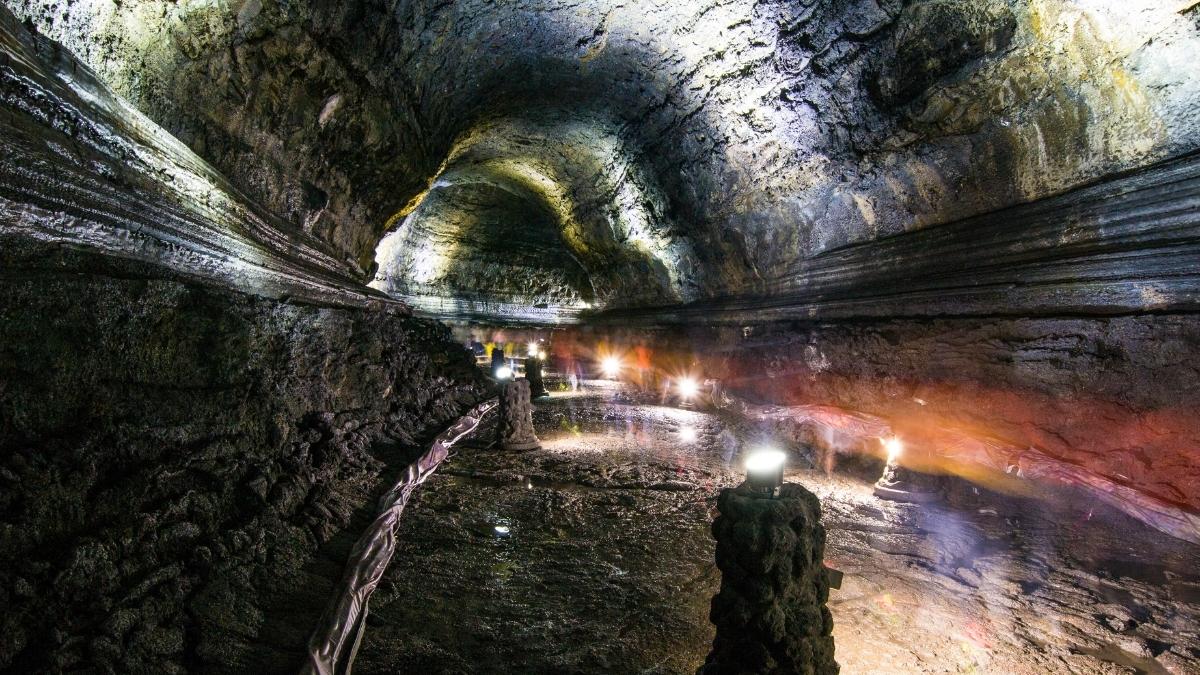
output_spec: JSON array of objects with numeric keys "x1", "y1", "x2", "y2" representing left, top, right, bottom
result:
[
  {"x1": 493, "y1": 525, "x2": 511, "y2": 537},
  {"x1": 882, "y1": 436, "x2": 903, "y2": 463},
  {"x1": 537, "y1": 350, "x2": 546, "y2": 360},
  {"x1": 874, "y1": 435, "x2": 940, "y2": 503},
  {"x1": 677, "y1": 376, "x2": 700, "y2": 400},
  {"x1": 495, "y1": 365, "x2": 513, "y2": 380},
  {"x1": 744, "y1": 446, "x2": 786, "y2": 498},
  {"x1": 601, "y1": 356, "x2": 621, "y2": 379},
  {"x1": 679, "y1": 424, "x2": 698, "y2": 443},
  {"x1": 528, "y1": 342, "x2": 540, "y2": 356}
]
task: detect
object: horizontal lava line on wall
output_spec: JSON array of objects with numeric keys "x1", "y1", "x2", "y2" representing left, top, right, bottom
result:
[{"x1": 593, "y1": 151, "x2": 1200, "y2": 326}]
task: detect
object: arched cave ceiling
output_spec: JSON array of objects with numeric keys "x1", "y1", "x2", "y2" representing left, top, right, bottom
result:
[{"x1": 10, "y1": 0, "x2": 1200, "y2": 319}]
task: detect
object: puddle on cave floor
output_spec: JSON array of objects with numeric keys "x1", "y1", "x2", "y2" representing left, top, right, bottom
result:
[{"x1": 350, "y1": 382, "x2": 1200, "y2": 675}]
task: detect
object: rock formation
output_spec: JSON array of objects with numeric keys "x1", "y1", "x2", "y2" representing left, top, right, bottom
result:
[
  {"x1": 874, "y1": 458, "x2": 943, "y2": 503},
  {"x1": 2, "y1": 0, "x2": 1200, "y2": 670},
  {"x1": 6, "y1": 1, "x2": 1196, "y2": 527},
  {"x1": 498, "y1": 380, "x2": 541, "y2": 451},
  {"x1": 0, "y1": 7, "x2": 488, "y2": 672},
  {"x1": 701, "y1": 483, "x2": 838, "y2": 675},
  {"x1": 8, "y1": 0, "x2": 1200, "y2": 315},
  {"x1": 525, "y1": 355, "x2": 550, "y2": 399}
]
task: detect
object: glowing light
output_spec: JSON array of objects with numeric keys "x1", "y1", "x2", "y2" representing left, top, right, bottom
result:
[
  {"x1": 528, "y1": 342, "x2": 540, "y2": 356},
  {"x1": 745, "y1": 447, "x2": 786, "y2": 474},
  {"x1": 496, "y1": 366, "x2": 513, "y2": 380},
  {"x1": 883, "y1": 437, "x2": 904, "y2": 463},
  {"x1": 679, "y1": 424, "x2": 698, "y2": 443},
  {"x1": 677, "y1": 377, "x2": 700, "y2": 400},
  {"x1": 744, "y1": 446, "x2": 786, "y2": 498},
  {"x1": 601, "y1": 356, "x2": 622, "y2": 378},
  {"x1": 493, "y1": 525, "x2": 511, "y2": 536},
  {"x1": 537, "y1": 350, "x2": 547, "y2": 360}
]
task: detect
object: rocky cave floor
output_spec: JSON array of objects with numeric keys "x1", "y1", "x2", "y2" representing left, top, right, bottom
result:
[{"x1": 343, "y1": 380, "x2": 1200, "y2": 675}]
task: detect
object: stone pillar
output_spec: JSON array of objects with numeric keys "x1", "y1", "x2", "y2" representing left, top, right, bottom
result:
[
  {"x1": 525, "y1": 355, "x2": 549, "y2": 399},
  {"x1": 491, "y1": 347, "x2": 506, "y2": 377},
  {"x1": 874, "y1": 461, "x2": 942, "y2": 503},
  {"x1": 497, "y1": 379, "x2": 540, "y2": 451},
  {"x1": 700, "y1": 483, "x2": 838, "y2": 675}
]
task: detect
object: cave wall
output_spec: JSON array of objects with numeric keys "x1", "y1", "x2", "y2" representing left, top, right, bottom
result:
[
  {"x1": 0, "y1": 256, "x2": 485, "y2": 672},
  {"x1": 710, "y1": 316, "x2": 1199, "y2": 515},
  {"x1": 372, "y1": 171, "x2": 598, "y2": 322},
  {"x1": 602, "y1": 150, "x2": 1200, "y2": 321},
  {"x1": 570, "y1": 304, "x2": 1200, "y2": 541},
  {"x1": 0, "y1": 7, "x2": 488, "y2": 672},
  {"x1": 590, "y1": 151, "x2": 1200, "y2": 540},
  {"x1": 0, "y1": 3, "x2": 377, "y2": 308},
  {"x1": 1, "y1": 0, "x2": 1198, "y2": 652},
  {"x1": 9, "y1": 0, "x2": 1200, "y2": 310}
]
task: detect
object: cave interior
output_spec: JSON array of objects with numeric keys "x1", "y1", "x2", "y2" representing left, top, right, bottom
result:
[{"x1": 2, "y1": 0, "x2": 1200, "y2": 673}]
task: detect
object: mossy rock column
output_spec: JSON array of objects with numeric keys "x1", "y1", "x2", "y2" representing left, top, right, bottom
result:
[
  {"x1": 498, "y1": 379, "x2": 540, "y2": 451},
  {"x1": 700, "y1": 483, "x2": 838, "y2": 675}
]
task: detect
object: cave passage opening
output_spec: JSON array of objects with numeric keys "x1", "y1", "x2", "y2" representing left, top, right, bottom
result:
[{"x1": 366, "y1": 109, "x2": 709, "y2": 324}]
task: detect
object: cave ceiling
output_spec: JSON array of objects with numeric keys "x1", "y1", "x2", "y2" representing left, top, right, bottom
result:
[{"x1": 10, "y1": 0, "x2": 1200, "y2": 320}]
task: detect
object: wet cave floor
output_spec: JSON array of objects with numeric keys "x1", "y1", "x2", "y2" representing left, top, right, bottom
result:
[{"x1": 351, "y1": 381, "x2": 1200, "y2": 675}]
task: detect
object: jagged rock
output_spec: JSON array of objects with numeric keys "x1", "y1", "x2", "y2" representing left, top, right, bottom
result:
[
  {"x1": 1, "y1": 0, "x2": 1199, "y2": 672},
  {"x1": 8, "y1": 0, "x2": 1200, "y2": 315},
  {"x1": 701, "y1": 482, "x2": 838, "y2": 675},
  {"x1": 0, "y1": 263, "x2": 488, "y2": 672},
  {"x1": 498, "y1": 380, "x2": 541, "y2": 451}
]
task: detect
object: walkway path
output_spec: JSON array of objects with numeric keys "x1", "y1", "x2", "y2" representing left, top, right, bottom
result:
[{"x1": 353, "y1": 382, "x2": 1200, "y2": 674}]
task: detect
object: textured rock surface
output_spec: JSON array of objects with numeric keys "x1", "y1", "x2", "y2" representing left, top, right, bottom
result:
[
  {"x1": 0, "y1": 9, "x2": 489, "y2": 672},
  {"x1": 630, "y1": 314, "x2": 1200, "y2": 526},
  {"x1": 701, "y1": 483, "x2": 838, "y2": 675},
  {"x1": 1, "y1": 0, "x2": 1200, "y2": 669},
  {"x1": 4, "y1": 0, "x2": 1197, "y2": 535},
  {"x1": 0, "y1": 253, "x2": 487, "y2": 672},
  {"x1": 9, "y1": 0, "x2": 1200, "y2": 312},
  {"x1": 0, "y1": 4, "x2": 376, "y2": 307},
  {"x1": 498, "y1": 380, "x2": 540, "y2": 451},
  {"x1": 356, "y1": 383, "x2": 1200, "y2": 674},
  {"x1": 598, "y1": 151, "x2": 1200, "y2": 322},
  {"x1": 373, "y1": 167, "x2": 597, "y2": 321}
]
